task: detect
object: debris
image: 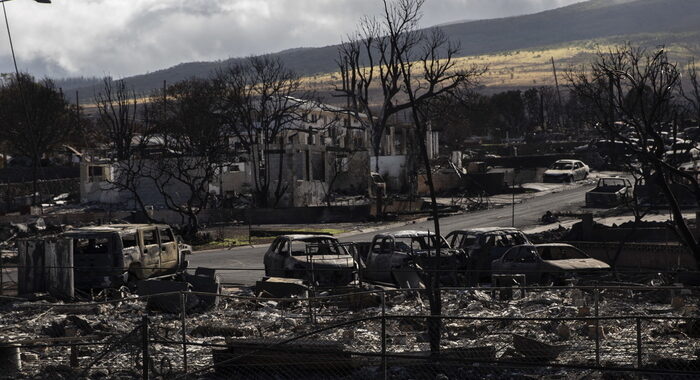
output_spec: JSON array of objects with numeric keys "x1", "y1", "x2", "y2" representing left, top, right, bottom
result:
[
  {"x1": 254, "y1": 277, "x2": 308, "y2": 298},
  {"x1": 212, "y1": 338, "x2": 358, "y2": 376},
  {"x1": 512, "y1": 334, "x2": 567, "y2": 362},
  {"x1": 191, "y1": 324, "x2": 258, "y2": 338},
  {"x1": 586, "y1": 325, "x2": 606, "y2": 340},
  {"x1": 556, "y1": 324, "x2": 571, "y2": 340},
  {"x1": 20, "y1": 352, "x2": 38, "y2": 362},
  {"x1": 0, "y1": 343, "x2": 21, "y2": 376},
  {"x1": 136, "y1": 280, "x2": 197, "y2": 313},
  {"x1": 577, "y1": 306, "x2": 591, "y2": 317},
  {"x1": 187, "y1": 268, "x2": 221, "y2": 309},
  {"x1": 671, "y1": 296, "x2": 685, "y2": 310}
]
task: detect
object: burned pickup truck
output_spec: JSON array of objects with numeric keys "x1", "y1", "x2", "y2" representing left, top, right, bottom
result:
[
  {"x1": 263, "y1": 235, "x2": 357, "y2": 286},
  {"x1": 64, "y1": 224, "x2": 188, "y2": 289},
  {"x1": 585, "y1": 177, "x2": 632, "y2": 208},
  {"x1": 361, "y1": 230, "x2": 467, "y2": 287}
]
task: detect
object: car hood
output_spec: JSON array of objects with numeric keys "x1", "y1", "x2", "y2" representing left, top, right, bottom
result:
[
  {"x1": 544, "y1": 169, "x2": 572, "y2": 176},
  {"x1": 291, "y1": 255, "x2": 355, "y2": 268},
  {"x1": 545, "y1": 259, "x2": 610, "y2": 271}
]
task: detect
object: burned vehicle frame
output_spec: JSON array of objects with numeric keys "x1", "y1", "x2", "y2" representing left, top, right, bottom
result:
[
  {"x1": 586, "y1": 177, "x2": 633, "y2": 208},
  {"x1": 263, "y1": 235, "x2": 357, "y2": 287},
  {"x1": 63, "y1": 224, "x2": 187, "y2": 289},
  {"x1": 491, "y1": 243, "x2": 611, "y2": 285},
  {"x1": 446, "y1": 227, "x2": 531, "y2": 283},
  {"x1": 362, "y1": 230, "x2": 466, "y2": 288}
]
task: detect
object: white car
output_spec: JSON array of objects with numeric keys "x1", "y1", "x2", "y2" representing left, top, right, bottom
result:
[{"x1": 543, "y1": 159, "x2": 589, "y2": 183}]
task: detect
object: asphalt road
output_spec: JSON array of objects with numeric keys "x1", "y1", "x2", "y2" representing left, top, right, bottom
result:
[{"x1": 188, "y1": 182, "x2": 595, "y2": 285}]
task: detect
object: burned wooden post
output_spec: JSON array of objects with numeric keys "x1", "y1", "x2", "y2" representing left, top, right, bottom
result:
[
  {"x1": 142, "y1": 316, "x2": 149, "y2": 380},
  {"x1": 17, "y1": 237, "x2": 73, "y2": 299}
]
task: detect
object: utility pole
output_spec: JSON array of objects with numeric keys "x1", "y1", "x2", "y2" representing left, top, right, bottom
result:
[{"x1": 551, "y1": 57, "x2": 564, "y2": 131}]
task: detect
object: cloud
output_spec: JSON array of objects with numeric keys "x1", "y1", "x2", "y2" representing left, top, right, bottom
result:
[{"x1": 0, "y1": 0, "x2": 584, "y2": 79}]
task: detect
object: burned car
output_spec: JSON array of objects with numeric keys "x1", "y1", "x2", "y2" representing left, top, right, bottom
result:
[
  {"x1": 263, "y1": 235, "x2": 357, "y2": 286},
  {"x1": 586, "y1": 177, "x2": 632, "y2": 208},
  {"x1": 492, "y1": 243, "x2": 610, "y2": 285},
  {"x1": 446, "y1": 227, "x2": 530, "y2": 282},
  {"x1": 363, "y1": 230, "x2": 465, "y2": 287},
  {"x1": 64, "y1": 224, "x2": 187, "y2": 289}
]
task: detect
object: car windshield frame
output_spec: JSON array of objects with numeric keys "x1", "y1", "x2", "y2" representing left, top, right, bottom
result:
[
  {"x1": 538, "y1": 245, "x2": 590, "y2": 260},
  {"x1": 598, "y1": 178, "x2": 628, "y2": 187},
  {"x1": 290, "y1": 237, "x2": 348, "y2": 257},
  {"x1": 550, "y1": 162, "x2": 573, "y2": 170}
]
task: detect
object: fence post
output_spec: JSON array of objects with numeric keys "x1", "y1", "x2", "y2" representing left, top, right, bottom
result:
[
  {"x1": 594, "y1": 287, "x2": 600, "y2": 367},
  {"x1": 636, "y1": 317, "x2": 642, "y2": 369},
  {"x1": 0, "y1": 251, "x2": 4, "y2": 296},
  {"x1": 381, "y1": 291, "x2": 387, "y2": 380},
  {"x1": 142, "y1": 315, "x2": 149, "y2": 380},
  {"x1": 181, "y1": 292, "x2": 188, "y2": 377}
]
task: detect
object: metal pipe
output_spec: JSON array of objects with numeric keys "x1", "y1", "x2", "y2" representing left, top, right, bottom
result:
[
  {"x1": 381, "y1": 291, "x2": 387, "y2": 380},
  {"x1": 142, "y1": 316, "x2": 149, "y2": 380},
  {"x1": 180, "y1": 292, "x2": 188, "y2": 377}
]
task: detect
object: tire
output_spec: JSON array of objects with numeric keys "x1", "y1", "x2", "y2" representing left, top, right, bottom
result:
[{"x1": 567, "y1": 175, "x2": 574, "y2": 183}]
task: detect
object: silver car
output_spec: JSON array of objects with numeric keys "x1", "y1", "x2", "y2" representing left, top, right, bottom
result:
[
  {"x1": 363, "y1": 230, "x2": 464, "y2": 287},
  {"x1": 543, "y1": 159, "x2": 590, "y2": 183}
]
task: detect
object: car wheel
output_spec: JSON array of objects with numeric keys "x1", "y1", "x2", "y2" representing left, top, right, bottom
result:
[{"x1": 567, "y1": 175, "x2": 574, "y2": 183}]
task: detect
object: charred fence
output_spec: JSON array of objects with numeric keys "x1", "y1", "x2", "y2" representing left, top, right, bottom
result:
[{"x1": 1, "y1": 283, "x2": 700, "y2": 379}]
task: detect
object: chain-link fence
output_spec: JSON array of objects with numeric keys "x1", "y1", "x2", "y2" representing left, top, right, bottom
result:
[{"x1": 2, "y1": 283, "x2": 700, "y2": 379}]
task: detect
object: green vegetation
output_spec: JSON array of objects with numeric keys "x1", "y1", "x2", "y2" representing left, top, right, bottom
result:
[{"x1": 192, "y1": 227, "x2": 349, "y2": 251}]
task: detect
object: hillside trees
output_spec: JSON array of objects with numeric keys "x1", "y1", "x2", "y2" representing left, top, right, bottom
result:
[
  {"x1": 568, "y1": 45, "x2": 700, "y2": 260},
  {"x1": 95, "y1": 78, "x2": 141, "y2": 161},
  {"x1": 110, "y1": 78, "x2": 229, "y2": 237},
  {"x1": 216, "y1": 55, "x2": 311, "y2": 207},
  {"x1": 337, "y1": 0, "x2": 485, "y2": 357},
  {"x1": 0, "y1": 74, "x2": 76, "y2": 205}
]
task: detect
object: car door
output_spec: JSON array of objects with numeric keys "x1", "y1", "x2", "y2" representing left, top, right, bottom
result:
[
  {"x1": 511, "y1": 246, "x2": 541, "y2": 283},
  {"x1": 263, "y1": 238, "x2": 279, "y2": 276},
  {"x1": 447, "y1": 232, "x2": 463, "y2": 250},
  {"x1": 573, "y1": 162, "x2": 582, "y2": 180},
  {"x1": 366, "y1": 237, "x2": 394, "y2": 283},
  {"x1": 140, "y1": 228, "x2": 161, "y2": 278},
  {"x1": 271, "y1": 238, "x2": 291, "y2": 277},
  {"x1": 158, "y1": 227, "x2": 178, "y2": 274},
  {"x1": 364, "y1": 238, "x2": 382, "y2": 282}
]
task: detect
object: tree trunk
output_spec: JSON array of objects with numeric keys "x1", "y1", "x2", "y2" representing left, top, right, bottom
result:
[
  {"x1": 656, "y1": 172, "x2": 700, "y2": 262},
  {"x1": 415, "y1": 120, "x2": 442, "y2": 358},
  {"x1": 31, "y1": 157, "x2": 38, "y2": 206},
  {"x1": 373, "y1": 149, "x2": 383, "y2": 220}
]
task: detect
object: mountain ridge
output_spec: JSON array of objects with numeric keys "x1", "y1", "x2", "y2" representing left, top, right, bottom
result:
[{"x1": 65, "y1": 0, "x2": 700, "y2": 101}]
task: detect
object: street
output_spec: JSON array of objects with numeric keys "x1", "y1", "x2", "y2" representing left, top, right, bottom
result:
[{"x1": 189, "y1": 182, "x2": 595, "y2": 285}]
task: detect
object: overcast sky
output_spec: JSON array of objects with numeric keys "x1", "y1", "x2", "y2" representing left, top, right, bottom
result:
[{"x1": 0, "y1": 0, "x2": 585, "y2": 79}]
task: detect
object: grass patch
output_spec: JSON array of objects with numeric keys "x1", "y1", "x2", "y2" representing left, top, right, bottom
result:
[{"x1": 192, "y1": 227, "x2": 350, "y2": 252}]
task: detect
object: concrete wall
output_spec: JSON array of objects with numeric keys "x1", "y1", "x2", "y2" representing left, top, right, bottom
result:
[
  {"x1": 417, "y1": 171, "x2": 461, "y2": 195},
  {"x1": 331, "y1": 150, "x2": 370, "y2": 195},
  {"x1": 370, "y1": 155, "x2": 407, "y2": 192},
  {"x1": 292, "y1": 180, "x2": 326, "y2": 207},
  {"x1": 80, "y1": 160, "x2": 202, "y2": 209}
]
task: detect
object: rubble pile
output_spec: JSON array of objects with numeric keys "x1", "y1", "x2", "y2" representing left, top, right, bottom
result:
[{"x1": 0, "y1": 285, "x2": 699, "y2": 378}]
